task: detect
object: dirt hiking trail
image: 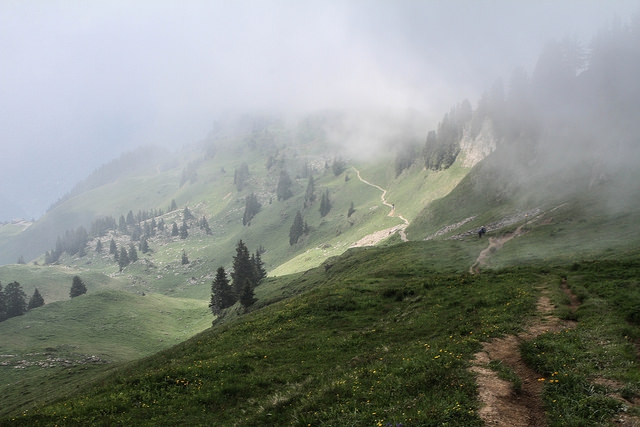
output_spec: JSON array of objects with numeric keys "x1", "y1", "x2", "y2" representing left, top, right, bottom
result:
[
  {"x1": 350, "y1": 167, "x2": 408, "y2": 247},
  {"x1": 470, "y1": 224, "x2": 527, "y2": 274},
  {"x1": 470, "y1": 289, "x2": 577, "y2": 426}
]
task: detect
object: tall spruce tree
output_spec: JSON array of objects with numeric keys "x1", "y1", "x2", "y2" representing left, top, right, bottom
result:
[
  {"x1": 242, "y1": 193, "x2": 261, "y2": 226},
  {"x1": 128, "y1": 243, "x2": 138, "y2": 262},
  {"x1": 5, "y1": 281, "x2": 27, "y2": 318},
  {"x1": 304, "y1": 175, "x2": 316, "y2": 207},
  {"x1": 319, "y1": 189, "x2": 331, "y2": 217},
  {"x1": 179, "y1": 220, "x2": 188, "y2": 239},
  {"x1": 276, "y1": 170, "x2": 294, "y2": 201},
  {"x1": 289, "y1": 210, "x2": 304, "y2": 245},
  {"x1": 253, "y1": 250, "x2": 267, "y2": 283},
  {"x1": 239, "y1": 279, "x2": 256, "y2": 310},
  {"x1": 210, "y1": 267, "x2": 235, "y2": 315},
  {"x1": 27, "y1": 288, "x2": 45, "y2": 310},
  {"x1": 118, "y1": 246, "x2": 130, "y2": 271},
  {"x1": 0, "y1": 282, "x2": 6, "y2": 321},
  {"x1": 70, "y1": 276, "x2": 87, "y2": 298},
  {"x1": 231, "y1": 240, "x2": 256, "y2": 297}
]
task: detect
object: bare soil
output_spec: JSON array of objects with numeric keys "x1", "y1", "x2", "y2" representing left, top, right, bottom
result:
[{"x1": 469, "y1": 292, "x2": 576, "y2": 426}]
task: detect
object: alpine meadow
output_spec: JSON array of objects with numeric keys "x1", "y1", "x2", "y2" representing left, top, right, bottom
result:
[{"x1": 1, "y1": 3, "x2": 640, "y2": 427}]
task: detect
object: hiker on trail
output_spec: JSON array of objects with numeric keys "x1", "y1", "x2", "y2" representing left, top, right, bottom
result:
[{"x1": 478, "y1": 226, "x2": 486, "y2": 238}]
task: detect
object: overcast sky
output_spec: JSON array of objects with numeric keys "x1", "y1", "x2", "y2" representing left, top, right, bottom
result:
[{"x1": 1, "y1": 0, "x2": 637, "y2": 220}]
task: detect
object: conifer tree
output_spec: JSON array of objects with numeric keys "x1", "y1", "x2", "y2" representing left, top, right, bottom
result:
[
  {"x1": 200, "y1": 216, "x2": 212, "y2": 234},
  {"x1": 139, "y1": 237, "x2": 149, "y2": 253},
  {"x1": 210, "y1": 267, "x2": 235, "y2": 315},
  {"x1": 304, "y1": 175, "x2": 316, "y2": 207},
  {"x1": 180, "y1": 219, "x2": 189, "y2": 239},
  {"x1": 5, "y1": 281, "x2": 27, "y2": 318},
  {"x1": 128, "y1": 243, "x2": 138, "y2": 262},
  {"x1": 183, "y1": 206, "x2": 194, "y2": 221},
  {"x1": 231, "y1": 240, "x2": 256, "y2": 297},
  {"x1": 171, "y1": 222, "x2": 179, "y2": 236},
  {"x1": 289, "y1": 210, "x2": 304, "y2": 245},
  {"x1": 96, "y1": 240, "x2": 103, "y2": 253},
  {"x1": 319, "y1": 189, "x2": 331, "y2": 217},
  {"x1": 70, "y1": 276, "x2": 87, "y2": 298},
  {"x1": 0, "y1": 282, "x2": 7, "y2": 322},
  {"x1": 276, "y1": 170, "x2": 294, "y2": 201},
  {"x1": 27, "y1": 288, "x2": 45, "y2": 310},
  {"x1": 242, "y1": 193, "x2": 261, "y2": 226},
  {"x1": 109, "y1": 238, "x2": 117, "y2": 254},
  {"x1": 118, "y1": 246, "x2": 130, "y2": 271},
  {"x1": 253, "y1": 250, "x2": 267, "y2": 283},
  {"x1": 181, "y1": 249, "x2": 189, "y2": 265},
  {"x1": 239, "y1": 279, "x2": 256, "y2": 309}
]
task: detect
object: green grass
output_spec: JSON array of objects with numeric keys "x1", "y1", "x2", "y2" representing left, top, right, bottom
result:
[
  {"x1": 519, "y1": 260, "x2": 640, "y2": 426},
  {"x1": 0, "y1": 290, "x2": 211, "y2": 419},
  {"x1": 2, "y1": 242, "x2": 547, "y2": 426}
]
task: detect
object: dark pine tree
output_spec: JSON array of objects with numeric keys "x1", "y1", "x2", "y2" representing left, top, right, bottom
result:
[
  {"x1": 171, "y1": 222, "x2": 179, "y2": 236},
  {"x1": 5, "y1": 281, "x2": 27, "y2": 318},
  {"x1": 183, "y1": 206, "x2": 195, "y2": 221},
  {"x1": 181, "y1": 250, "x2": 189, "y2": 265},
  {"x1": 200, "y1": 216, "x2": 212, "y2": 234},
  {"x1": 139, "y1": 237, "x2": 149, "y2": 254},
  {"x1": 253, "y1": 250, "x2": 267, "y2": 283},
  {"x1": 128, "y1": 243, "x2": 138, "y2": 262},
  {"x1": 109, "y1": 238, "x2": 117, "y2": 254},
  {"x1": 242, "y1": 193, "x2": 261, "y2": 226},
  {"x1": 70, "y1": 276, "x2": 87, "y2": 298},
  {"x1": 289, "y1": 210, "x2": 304, "y2": 245},
  {"x1": 0, "y1": 282, "x2": 7, "y2": 322},
  {"x1": 276, "y1": 170, "x2": 294, "y2": 201},
  {"x1": 319, "y1": 189, "x2": 331, "y2": 217},
  {"x1": 231, "y1": 240, "x2": 256, "y2": 297},
  {"x1": 239, "y1": 279, "x2": 256, "y2": 310},
  {"x1": 209, "y1": 266, "x2": 236, "y2": 315},
  {"x1": 96, "y1": 240, "x2": 103, "y2": 253},
  {"x1": 27, "y1": 288, "x2": 45, "y2": 310},
  {"x1": 304, "y1": 175, "x2": 316, "y2": 208},
  {"x1": 118, "y1": 246, "x2": 130, "y2": 271},
  {"x1": 179, "y1": 220, "x2": 189, "y2": 239}
]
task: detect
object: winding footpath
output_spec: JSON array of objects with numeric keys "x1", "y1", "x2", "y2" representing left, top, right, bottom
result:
[{"x1": 350, "y1": 167, "x2": 409, "y2": 246}]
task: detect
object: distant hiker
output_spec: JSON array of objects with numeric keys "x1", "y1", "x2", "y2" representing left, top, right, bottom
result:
[{"x1": 478, "y1": 226, "x2": 486, "y2": 238}]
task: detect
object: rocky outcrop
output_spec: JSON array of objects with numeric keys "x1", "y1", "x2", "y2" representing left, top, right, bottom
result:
[{"x1": 458, "y1": 119, "x2": 497, "y2": 168}]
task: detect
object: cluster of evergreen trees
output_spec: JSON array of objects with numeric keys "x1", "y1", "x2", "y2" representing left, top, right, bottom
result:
[
  {"x1": 0, "y1": 281, "x2": 43, "y2": 322},
  {"x1": 45, "y1": 202, "x2": 215, "y2": 272},
  {"x1": 0, "y1": 276, "x2": 87, "y2": 323},
  {"x1": 209, "y1": 240, "x2": 266, "y2": 315}
]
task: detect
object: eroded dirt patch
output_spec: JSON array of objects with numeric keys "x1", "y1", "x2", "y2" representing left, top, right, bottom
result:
[{"x1": 470, "y1": 293, "x2": 576, "y2": 426}]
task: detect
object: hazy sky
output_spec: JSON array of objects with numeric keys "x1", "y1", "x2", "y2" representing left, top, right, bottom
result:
[{"x1": 1, "y1": 0, "x2": 637, "y2": 220}]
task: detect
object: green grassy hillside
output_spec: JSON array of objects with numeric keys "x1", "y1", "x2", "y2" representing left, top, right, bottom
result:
[{"x1": 3, "y1": 241, "x2": 639, "y2": 426}]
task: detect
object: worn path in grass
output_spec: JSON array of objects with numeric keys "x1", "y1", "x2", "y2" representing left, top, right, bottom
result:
[
  {"x1": 468, "y1": 212, "x2": 581, "y2": 426},
  {"x1": 470, "y1": 287, "x2": 579, "y2": 426},
  {"x1": 351, "y1": 167, "x2": 409, "y2": 246},
  {"x1": 469, "y1": 224, "x2": 527, "y2": 274}
]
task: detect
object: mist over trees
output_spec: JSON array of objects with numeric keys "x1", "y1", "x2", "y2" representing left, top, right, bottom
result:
[{"x1": 414, "y1": 17, "x2": 640, "y2": 184}]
